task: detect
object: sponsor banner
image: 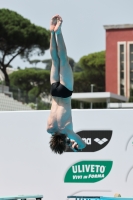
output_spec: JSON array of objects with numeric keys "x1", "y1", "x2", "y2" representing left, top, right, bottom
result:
[
  {"x1": 64, "y1": 160, "x2": 113, "y2": 183},
  {"x1": 66, "y1": 130, "x2": 112, "y2": 152}
]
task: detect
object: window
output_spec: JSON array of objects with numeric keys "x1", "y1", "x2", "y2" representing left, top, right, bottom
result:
[
  {"x1": 120, "y1": 84, "x2": 124, "y2": 96},
  {"x1": 130, "y1": 44, "x2": 133, "y2": 70},
  {"x1": 118, "y1": 43, "x2": 126, "y2": 96},
  {"x1": 129, "y1": 44, "x2": 133, "y2": 94}
]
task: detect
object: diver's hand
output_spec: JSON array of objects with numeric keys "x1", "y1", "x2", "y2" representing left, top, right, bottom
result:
[
  {"x1": 67, "y1": 139, "x2": 80, "y2": 152},
  {"x1": 71, "y1": 141, "x2": 79, "y2": 151}
]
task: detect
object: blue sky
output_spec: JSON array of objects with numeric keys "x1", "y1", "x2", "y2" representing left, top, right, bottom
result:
[{"x1": 1, "y1": 0, "x2": 133, "y2": 68}]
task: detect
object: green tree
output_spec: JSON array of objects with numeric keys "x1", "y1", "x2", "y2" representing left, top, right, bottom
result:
[
  {"x1": 28, "y1": 59, "x2": 41, "y2": 67},
  {"x1": 73, "y1": 62, "x2": 83, "y2": 72},
  {"x1": 9, "y1": 69, "x2": 35, "y2": 103},
  {"x1": 74, "y1": 51, "x2": 105, "y2": 92},
  {"x1": 0, "y1": 9, "x2": 50, "y2": 86},
  {"x1": 9, "y1": 68, "x2": 50, "y2": 103},
  {"x1": 42, "y1": 59, "x2": 52, "y2": 70}
]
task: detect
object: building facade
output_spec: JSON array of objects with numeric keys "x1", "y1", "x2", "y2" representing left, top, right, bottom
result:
[{"x1": 104, "y1": 24, "x2": 133, "y2": 98}]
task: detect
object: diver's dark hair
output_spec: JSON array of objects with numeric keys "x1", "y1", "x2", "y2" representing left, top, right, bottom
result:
[{"x1": 49, "y1": 133, "x2": 67, "y2": 154}]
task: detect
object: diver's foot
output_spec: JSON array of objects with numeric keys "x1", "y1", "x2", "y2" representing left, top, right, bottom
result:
[
  {"x1": 54, "y1": 15, "x2": 63, "y2": 34},
  {"x1": 50, "y1": 15, "x2": 58, "y2": 32}
]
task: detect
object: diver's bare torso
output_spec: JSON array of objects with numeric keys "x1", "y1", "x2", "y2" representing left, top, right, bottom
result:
[
  {"x1": 47, "y1": 96, "x2": 73, "y2": 135},
  {"x1": 47, "y1": 96, "x2": 86, "y2": 150}
]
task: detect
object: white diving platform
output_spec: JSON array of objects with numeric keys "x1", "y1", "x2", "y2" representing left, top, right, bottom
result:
[
  {"x1": 0, "y1": 195, "x2": 43, "y2": 200},
  {"x1": 71, "y1": 92, "x2": 128, "y2": 108},
  {"x1": 67, "y1": 196, "x2": 133, "y2": 200}
]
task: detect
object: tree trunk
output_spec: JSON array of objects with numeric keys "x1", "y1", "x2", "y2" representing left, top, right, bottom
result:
[{"x1": 1, "y1": 66, "x2": 10, "y2": 86}]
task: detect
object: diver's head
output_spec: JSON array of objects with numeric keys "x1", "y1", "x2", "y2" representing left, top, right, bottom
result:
[{"x1": 49, "y1": 132, "x2": 68, "y2": 154}]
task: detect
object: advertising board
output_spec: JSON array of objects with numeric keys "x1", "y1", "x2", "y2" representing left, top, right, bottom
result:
[{"x1": 0, "y1": 110, "x2": 132, "y2": 199}]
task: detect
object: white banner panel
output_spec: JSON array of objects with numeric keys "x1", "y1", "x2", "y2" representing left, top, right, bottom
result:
[{"x1": 0, "y1": 110, "x2": 132, "y2": 200}]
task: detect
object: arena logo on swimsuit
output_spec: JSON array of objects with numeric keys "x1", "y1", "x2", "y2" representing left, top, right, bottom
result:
[
  {"x1": 64, "y1": 160, "x2": 113, "y2": 183},
  {"x1": 66, "y1": 130, "x2": 112, "y2": 152}
]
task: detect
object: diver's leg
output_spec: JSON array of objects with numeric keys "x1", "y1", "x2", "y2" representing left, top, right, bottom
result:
[
  {"x1": 50, "y1": 16, "x2": 60, "y2": 84},
  {"x1": 55, "y1": 16, "x2": 73, "y2": 91}
]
